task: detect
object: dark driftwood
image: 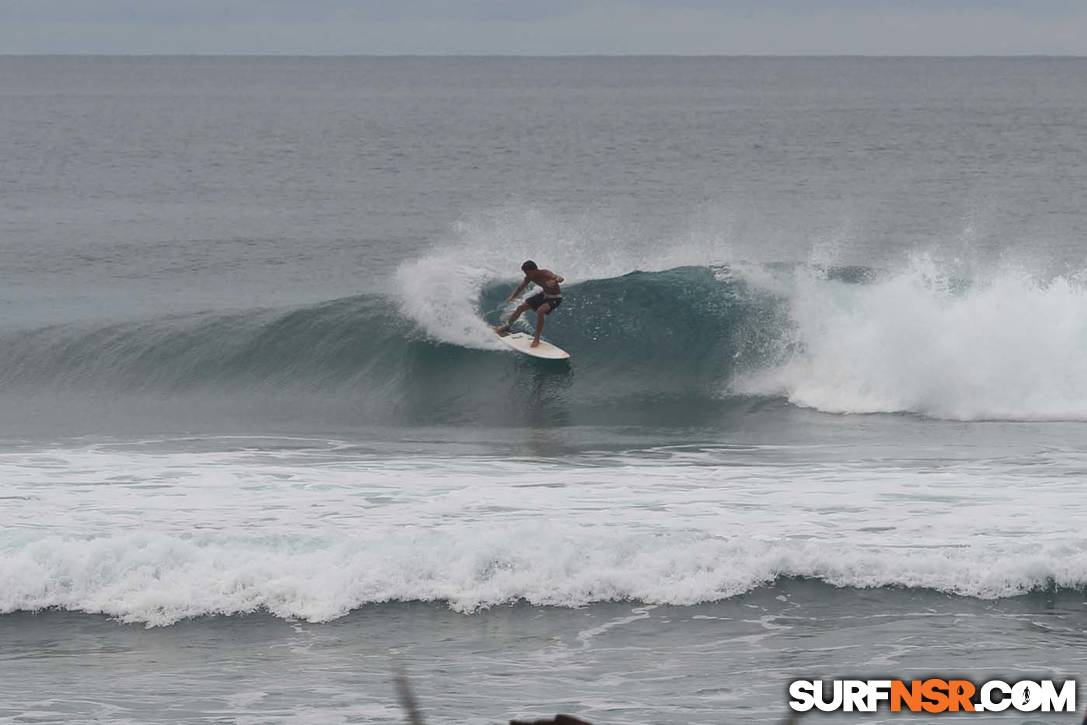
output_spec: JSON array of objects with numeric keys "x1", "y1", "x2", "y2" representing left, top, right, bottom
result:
[
  {"x1": 396, "y1": 668, "x2": 813, "y2": 724},
  {"x1": 393, "y1": 671, "x2": 425, "y2": 725}
]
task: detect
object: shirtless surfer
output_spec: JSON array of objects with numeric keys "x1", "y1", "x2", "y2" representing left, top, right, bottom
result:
[{"x1": 494, "y1": 260, "x2": 564, "y2": 347}]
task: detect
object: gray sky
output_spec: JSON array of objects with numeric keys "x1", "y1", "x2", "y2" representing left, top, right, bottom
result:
[{"x1": 3, "y1": 1, "x2": 1087, "y2": 55}]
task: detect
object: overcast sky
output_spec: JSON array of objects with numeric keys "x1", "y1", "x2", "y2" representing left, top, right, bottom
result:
[{"x1": 3, "y1": 0, "x2": 1087, "y2": 55}]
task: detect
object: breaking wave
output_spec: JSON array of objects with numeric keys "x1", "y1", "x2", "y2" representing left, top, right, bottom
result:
[{"x1": 4, "y1": 253, "x2": 1087, "y2": 422}]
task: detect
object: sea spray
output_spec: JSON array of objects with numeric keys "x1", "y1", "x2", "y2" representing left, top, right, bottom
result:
[{"x1": 738, "y1": 255, "x2": 1087, "y2": 420}]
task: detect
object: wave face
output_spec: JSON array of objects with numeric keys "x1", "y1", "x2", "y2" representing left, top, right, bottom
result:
[
  {"x1": 0, "y1": 266, "x2": 786, "y2": 426},
  {"x1": 5, "y1": 256, "x2": 1087, "y2": 422}
]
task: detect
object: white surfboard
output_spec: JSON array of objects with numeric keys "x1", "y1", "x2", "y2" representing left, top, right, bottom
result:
[{"x1": 495, "y1": 331, "x2": 571, "y2": 360}]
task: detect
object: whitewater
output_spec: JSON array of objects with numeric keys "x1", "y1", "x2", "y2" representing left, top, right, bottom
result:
[{"x1": 4, "y1": 433, "x2": 1086, "y2": 626}]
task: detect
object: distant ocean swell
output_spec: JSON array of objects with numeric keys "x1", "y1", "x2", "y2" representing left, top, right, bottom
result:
[
  {"x1": 3, "y1": 528, "x2": 1085, "y2": 626},
  {"x1": 5, "y1": 258, "x2": 1087, "y2": 421}
]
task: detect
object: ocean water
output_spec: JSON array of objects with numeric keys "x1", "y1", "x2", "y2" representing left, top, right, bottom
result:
[{"x1": 2, "y1": 56, "x2": 1087, "y2": 723}]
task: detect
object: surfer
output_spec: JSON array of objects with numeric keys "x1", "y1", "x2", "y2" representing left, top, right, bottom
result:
[{"x1": 495, "y1": 260, "x2": 564, "y2": 347}]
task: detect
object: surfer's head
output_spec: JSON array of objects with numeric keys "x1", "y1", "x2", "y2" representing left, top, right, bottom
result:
[{"x1": 521, "y1": 260, "x2": 538, "y2": 273}]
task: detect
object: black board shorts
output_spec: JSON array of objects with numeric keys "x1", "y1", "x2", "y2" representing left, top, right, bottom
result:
[{"x1": 526, "y1": 292, "x2": 562, "y2": 312}]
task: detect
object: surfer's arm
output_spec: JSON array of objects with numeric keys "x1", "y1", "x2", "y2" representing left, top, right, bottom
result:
[{"x1": 507, "y1": 277, "x2": 530, "y2": 302}]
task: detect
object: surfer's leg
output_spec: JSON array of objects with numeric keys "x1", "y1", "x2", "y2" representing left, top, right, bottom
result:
[
  {"x1": 531, "y1": 303, "x2": 552, "y2": 346},
  {"x1": 497, "y1": 303, "x2": 530, "y2": 332}
]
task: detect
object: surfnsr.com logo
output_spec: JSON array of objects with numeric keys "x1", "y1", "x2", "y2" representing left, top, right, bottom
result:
[{"x1": 788, "y1": 679, "x2": 1078, "y2": 714}]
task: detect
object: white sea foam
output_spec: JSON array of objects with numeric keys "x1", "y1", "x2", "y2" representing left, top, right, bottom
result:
[
  {"x1": 2, "y1": 439, "x2": 1085, "y2": 625},
  {"x1": 737, "y1": 254, "x2": 1087, "y2": 420},
  {"x1": 5, "y1": 528, "x2": 1084, "y2": 627}
]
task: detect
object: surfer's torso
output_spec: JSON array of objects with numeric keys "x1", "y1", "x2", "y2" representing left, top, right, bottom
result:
[{"x1": 527, "y1": 269, "x2": 562, "y2": 296}]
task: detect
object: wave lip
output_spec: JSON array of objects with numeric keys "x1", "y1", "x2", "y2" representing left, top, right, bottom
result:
[{"x1": 4, "y1": 529, "x2": 1085, "y2": 626}]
